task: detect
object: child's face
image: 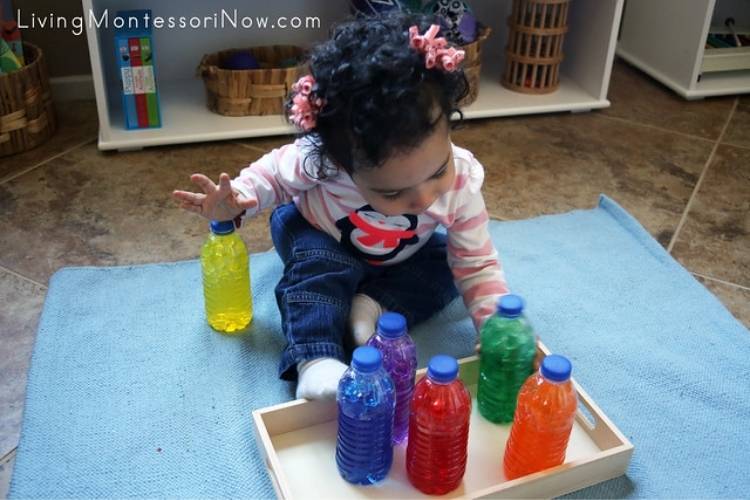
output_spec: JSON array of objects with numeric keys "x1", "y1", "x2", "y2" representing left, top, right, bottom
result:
[{"x1": 352, "y1": 116, "x2": 455, "y2": 217}]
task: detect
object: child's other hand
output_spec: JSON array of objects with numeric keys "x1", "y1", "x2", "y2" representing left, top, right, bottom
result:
[
  {"x1": 474, "y1": 336, "x2": 545, "y2": 371},
  {"x1": 172, "y1": 172, "x2": 257, "y2": 221}
]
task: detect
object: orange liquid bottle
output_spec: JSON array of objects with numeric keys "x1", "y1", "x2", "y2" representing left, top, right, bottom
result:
[{"x1": 503, "y1": 354, "x2": 578, "y2": 480}]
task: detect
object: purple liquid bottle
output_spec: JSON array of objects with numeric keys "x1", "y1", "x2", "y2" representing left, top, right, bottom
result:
[{"x1": 367, "y1": 312, "x2": 417, "y2": 444}]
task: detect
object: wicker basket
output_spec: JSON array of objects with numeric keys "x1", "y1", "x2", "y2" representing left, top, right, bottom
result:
[
  {"x1": 198, "y1": 46, "x2": 307, "y2": 117},
  {"x1": 502, "y1": 0, "x2": 570, "y2": 94},
  {"x1": 459, "y1": 25, "x2": 492, "y2": 107},
  {"x1": 0, "y1": 42, "x2": 56, "y2": 157}
]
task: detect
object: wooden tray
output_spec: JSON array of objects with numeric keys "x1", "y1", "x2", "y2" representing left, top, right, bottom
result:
[{"x1": 252, "y1": 343, "x2": 633, "y2": 499}]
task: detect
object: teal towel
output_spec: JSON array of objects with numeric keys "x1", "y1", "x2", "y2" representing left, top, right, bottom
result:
[{"x1": 10, "y1": 195, "x2": 749, "y2": 498}]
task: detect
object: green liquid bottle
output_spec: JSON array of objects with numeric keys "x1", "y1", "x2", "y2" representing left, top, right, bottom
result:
[
  {"x1": 477, "y1": 294, "x2": 536, "y2": 423},
  {"x1": 201, "y1": 220, "x2": 252, "y2": 334}
]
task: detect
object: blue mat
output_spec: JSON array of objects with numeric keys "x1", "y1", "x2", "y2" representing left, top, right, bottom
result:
[{"x1": 10, "y1": 195, "x2": 749, "y2": 498}]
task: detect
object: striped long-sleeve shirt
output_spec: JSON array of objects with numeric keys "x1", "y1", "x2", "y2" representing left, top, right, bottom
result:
[{"x1": 231, "y1": 138, "x2": 508, "y2": 329}]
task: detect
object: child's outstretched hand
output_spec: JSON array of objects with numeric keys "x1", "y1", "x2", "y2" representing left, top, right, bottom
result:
[{"x1": 172, "y1": 173, "x2": 257, "y2": 221}]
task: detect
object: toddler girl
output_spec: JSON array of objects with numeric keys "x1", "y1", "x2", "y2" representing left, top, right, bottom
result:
[{"x1": 173, "y1": 13, "x2": 509, "y2": 400}]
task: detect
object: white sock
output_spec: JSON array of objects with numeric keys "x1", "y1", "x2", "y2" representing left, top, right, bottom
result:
[
  {"x1": 349, "y1": 293, "x2": 383, "y2": 346},
  {"x1": 295, "y1": 357, "x2": 348, "y2": 400}
]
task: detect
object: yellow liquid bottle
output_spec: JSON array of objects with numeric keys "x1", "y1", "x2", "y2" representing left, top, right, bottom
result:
[{"x1": 201, "y1": 220, "x2": 253, "y2": 333}]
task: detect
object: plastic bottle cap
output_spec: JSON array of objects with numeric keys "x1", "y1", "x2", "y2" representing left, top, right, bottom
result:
[
  {"x1": 210, "y1": 220, "x2": 235, "y2": 235},
  {"x1": 541, "y1": 354, "x2": 572, "y2": 382},
  {"x1": 427, "y1": 355, "x2": 459, "y2": 383},
  {"x1": 352, "y1": 346, "x2": 382, "y2": 373},
  {"x1": 376, "y1": 312, "x2": 407, "y2": 338},
  {"x1": 497, "y1": 294, "x2": 524, "y2": 318}
]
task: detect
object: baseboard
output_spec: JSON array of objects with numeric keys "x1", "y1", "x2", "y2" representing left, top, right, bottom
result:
[{"x1": 50, "y1": 74, "x2": 95, "y2": 101}]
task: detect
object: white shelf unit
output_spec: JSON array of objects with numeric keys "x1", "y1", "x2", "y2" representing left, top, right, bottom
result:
[
  {"x1": 83, "y1": 0, "x2": 624, "y2": 151},
  {"x1": 617, "y1": 0, "x2": 750, "y2": 100}
]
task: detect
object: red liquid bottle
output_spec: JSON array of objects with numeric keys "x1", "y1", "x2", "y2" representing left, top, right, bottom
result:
[
  {"x1": 406, "y1": 355, "x2": 471, "y2": 495},
  {"x1": 503, "y1": 354, "x2": 578, "y2": 480}
]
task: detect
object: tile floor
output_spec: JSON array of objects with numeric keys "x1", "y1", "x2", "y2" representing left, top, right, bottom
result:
[{"x1": 0, "y1": 59, "x2": 748, "y2": 496}]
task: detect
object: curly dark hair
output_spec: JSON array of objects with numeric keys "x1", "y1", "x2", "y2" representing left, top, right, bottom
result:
[{"x1": 286, "y1": 12, "x2": 469, "y2": 179}]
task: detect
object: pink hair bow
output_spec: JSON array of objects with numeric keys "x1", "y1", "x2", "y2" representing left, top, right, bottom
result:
[
  {"x1": 409, "y1": 24, "x2": 465, "y2": 72},
  {"x1": 289, "y1": 75, "x2": 325, "y2": 132}
]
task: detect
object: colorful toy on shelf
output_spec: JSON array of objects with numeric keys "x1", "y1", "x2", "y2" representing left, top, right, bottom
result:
[
  {"x1": 221, "y1": 51, "x2": 260, "y2": 70},
  {"x1": 423, "y1": 0, "x2": 478, "y2": 44},
  {"x1": 0, "y1": 0, "x2": 23, "y2": 71},
  {"x1": 0, "y1": 23, "x2": 21, "y2": 63},
  {"x1": 0, "y1": 37, "x2": 21, "y2": 73},
  {"x1": 114, "y1": 10, "x2": 161, "y2": 130},
  {"x1": 350, "y1": 0, "x2": 423, "y2": 17}
]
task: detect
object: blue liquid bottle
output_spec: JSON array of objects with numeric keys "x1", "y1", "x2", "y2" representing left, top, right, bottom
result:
[
  {"x1": 335, "y1": 346, "x2": 395, "y2": 484},
  {"x1": 366, "y1": 312, "x2": 417, "y2": 444}
]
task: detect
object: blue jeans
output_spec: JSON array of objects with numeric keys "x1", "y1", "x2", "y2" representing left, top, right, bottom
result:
[{"x1": 270, "y1": 203, "x2": 459, "y2": 380}]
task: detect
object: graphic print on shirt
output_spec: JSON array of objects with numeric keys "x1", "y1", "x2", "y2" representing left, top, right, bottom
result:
[{"x1": 335, "y1": 205, "x2": 420, "y2": 263}]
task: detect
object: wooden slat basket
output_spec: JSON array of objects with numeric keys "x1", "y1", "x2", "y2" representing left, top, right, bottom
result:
[
  {"x1": 502, "y1": 0, "x2": 570, "y2": 94},
  {"x1": 0, "y1": 42, "x2": 57, "y2": 157},
  {"x1": 198, "y1": 46, "x2": 307, "y2": 117},
  {"x1": 459, "y1": 25, "x2": 492, "y2": 107}
]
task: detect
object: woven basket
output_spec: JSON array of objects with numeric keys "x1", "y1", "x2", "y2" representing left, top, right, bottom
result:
[
  {"x1": 459, "y1": 25, "x2": 492, "y2": 107},
  {"x1": 502, "y1": 0, "x2": 570, "y2": 94},
  {"x1": 198, "y1": 46, "x2": 307, "y2": 117},
  {"x1": 0, "y1": 42, "x2": 56, "y2": 157}
]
